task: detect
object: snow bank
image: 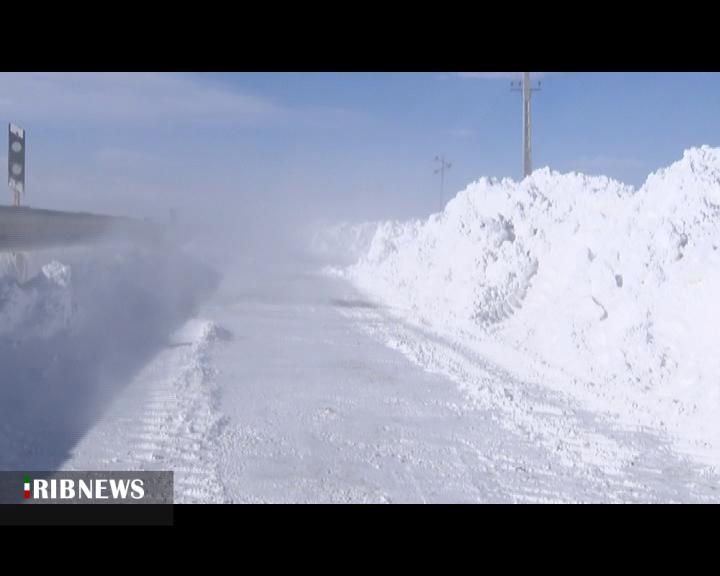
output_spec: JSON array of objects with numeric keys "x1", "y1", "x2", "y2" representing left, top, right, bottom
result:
[
  {"x1": 345, "y1": 146, "x2": 720, "y2": 466},
  {"x1": 308, "y1": 221, "x2": 380, "y2": 264},
  {"x1": 171, "y1": 318, "x2": 233, "y2": 346},
  {"x1": 0, "y1": 258, "x2": 75, "y2": 340}
]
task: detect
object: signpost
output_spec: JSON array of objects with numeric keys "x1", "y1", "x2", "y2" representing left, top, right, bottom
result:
[
  {"x1": 8, "y1": 123, "x2": 27, "y2": 280},
  {"x1": 8, "y1": 123, "x2": 26, "y2": 207}
]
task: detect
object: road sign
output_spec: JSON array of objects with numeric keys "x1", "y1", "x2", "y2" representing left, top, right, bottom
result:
[{"x1": 8, "y1": 123, "x2": 25, "y2": 204}]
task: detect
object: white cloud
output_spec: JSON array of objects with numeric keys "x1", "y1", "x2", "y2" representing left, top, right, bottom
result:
[{"x1": 0, "y1": 72, "x2": 285, "y2": 126}]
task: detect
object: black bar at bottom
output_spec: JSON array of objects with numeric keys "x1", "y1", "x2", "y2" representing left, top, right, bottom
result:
[{"x1": 0, "y1": 504, "x2": 173, "y2": 526}]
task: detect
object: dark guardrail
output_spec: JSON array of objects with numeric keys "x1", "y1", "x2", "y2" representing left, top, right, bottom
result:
[{"x1": 0, "y1": 206, "x2": 162, "y2": 251}]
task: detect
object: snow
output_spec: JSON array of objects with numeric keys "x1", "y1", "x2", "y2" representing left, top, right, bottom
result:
[
  {"x1": 6, "y1": 147, "x2": 720, "y2": 502},
  {"x1": 0, "y1": 257, "x2": 74, "y2": 340},
  {"x1": 64, "y1": 255, "x2": 720, "y2": 502},
  {"x1": 0, "y1": 247, "x2": 217, "y2": 472},
  {"x1": 344, "y1": 146, "x2": 720, "y2": 468},
  {"x1": 307, "y1": 220, "x2": 379, "y2": 264},
  {"x1": 64, "y1": 318, "x2": 232, "y2": 503}
]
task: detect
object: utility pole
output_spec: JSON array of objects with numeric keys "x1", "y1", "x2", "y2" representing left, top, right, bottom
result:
[
  {"x1": 434, "y1": 155, "x2": 452, "y2": 209},
  {"x1": 511, "y1": 72, "x2": 541, "y2": 178}
]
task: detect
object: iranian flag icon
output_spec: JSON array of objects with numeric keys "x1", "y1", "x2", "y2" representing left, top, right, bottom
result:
[{"x1": 23, "y1": 476, "x2": 31, "y2": 499}]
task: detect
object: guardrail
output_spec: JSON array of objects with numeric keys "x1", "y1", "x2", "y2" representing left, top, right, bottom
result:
[{"x1": 0, "y1": 206, "x2": 162, "y2": 251}]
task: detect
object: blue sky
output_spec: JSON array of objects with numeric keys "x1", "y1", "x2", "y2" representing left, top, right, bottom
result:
[{"x1": 2, "y1": 72, "x2": 720, "y2": 226}]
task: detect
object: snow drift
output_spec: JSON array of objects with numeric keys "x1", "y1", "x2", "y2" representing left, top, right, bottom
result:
[
  {"x1": 0, "y1": 259, "x2": 75, "y2": 340},
  {"x1": 308, "y1": 221, "x2": 380, "y2": 265},
  {"x1": 344, "y1": 146, "x2": 720, "y2": 466}
]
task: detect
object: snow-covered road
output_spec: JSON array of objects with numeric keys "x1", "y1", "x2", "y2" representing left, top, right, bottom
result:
[{"x1": 62, "y1": 252, "x2": 720, "y2": 503}]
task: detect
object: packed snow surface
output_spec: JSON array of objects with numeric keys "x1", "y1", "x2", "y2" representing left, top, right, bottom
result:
[
  {"x1": 64, "y1": 254, "x2": 720, "y2": 502},
  {"x1": 344, "y1": 146, "x2": 720, "y2": 468}
]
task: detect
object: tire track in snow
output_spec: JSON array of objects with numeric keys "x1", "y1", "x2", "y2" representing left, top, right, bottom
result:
[
  {"x1": 63, "y1": 320, "x2": 234, "y2": 504},
  {"x1": 137, "y1": 330, "x2": 228, "y2": 503},
  {"x1": 340, "y1": 305, "x2": 634, "y2": 475},
  {"x1": 337, "y1": 304, "x2": 720, "y2": 502}
]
